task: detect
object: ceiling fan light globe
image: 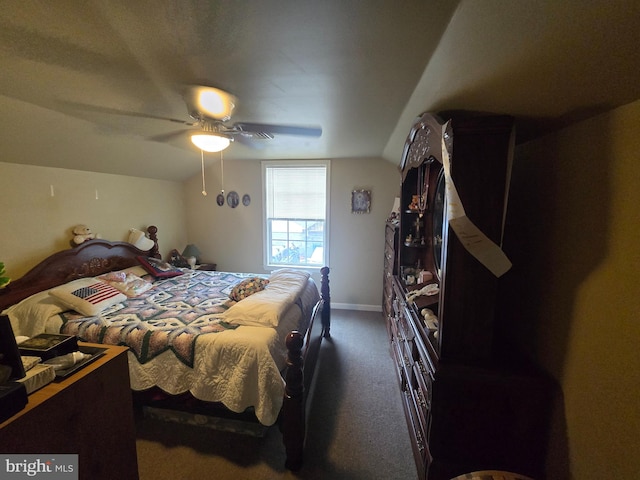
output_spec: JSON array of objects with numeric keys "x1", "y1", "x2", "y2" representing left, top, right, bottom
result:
[{"x1": 191, "y1": 133, "x2": 231, "y2": 152}]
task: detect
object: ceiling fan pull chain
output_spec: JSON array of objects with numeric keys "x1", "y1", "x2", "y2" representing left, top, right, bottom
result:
[
  {"x1": 220, "y1": 150, "x2": 225, "y2": 195},
  {"x1": 201, "y1": 149, "x2": 207, "y2": 196}
]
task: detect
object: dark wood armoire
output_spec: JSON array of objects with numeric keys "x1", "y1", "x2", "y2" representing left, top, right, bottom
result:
[{"x1": 383, "y1": 112, "x2": 553, "y2": 479}]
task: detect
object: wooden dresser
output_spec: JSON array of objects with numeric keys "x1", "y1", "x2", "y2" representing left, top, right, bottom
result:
[
  {"x1": 382, "y1": 220, "x2": 398, "y2": 328},
  {"x1": 385, "y1": 112, "x2": 552, "y2": 479},
  {"x1": 0, "y1": 344, "x2": 139, "y2": 480}
]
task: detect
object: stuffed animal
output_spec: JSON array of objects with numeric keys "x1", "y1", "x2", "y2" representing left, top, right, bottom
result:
[{"x1": 72, "y1": 224, "x2": 98, "y2": 245}]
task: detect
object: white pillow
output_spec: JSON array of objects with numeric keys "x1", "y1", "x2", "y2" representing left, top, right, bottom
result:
[
  {"x1": 223, "y1": 288, "x2": 287, "y2": 327},
  {"x1": 50, "y1": 278, "x2": 126, "y2": 316},
  {"x1": 223, "y1": 269, "x2": 310, "y2": 327},
  {"x1": 3, "y1": 290, "x2": 67, "y2": 337},
  {"x1": 268, "y1": 268, "x2": 311, "y2": 284}
]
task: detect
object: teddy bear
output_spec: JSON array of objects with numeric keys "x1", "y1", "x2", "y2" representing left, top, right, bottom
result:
[{"x1": 72, "y1": 224, "x2": 99, "y2": 245}]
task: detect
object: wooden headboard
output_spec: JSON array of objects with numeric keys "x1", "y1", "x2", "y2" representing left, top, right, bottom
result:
[{"x1": 0, "y1": 227, "x2": 158, "y2": 311}]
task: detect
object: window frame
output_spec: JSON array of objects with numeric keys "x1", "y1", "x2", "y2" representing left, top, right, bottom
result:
[{"x1": 262, "y1": 160, "x2": 330, "y2": 270}]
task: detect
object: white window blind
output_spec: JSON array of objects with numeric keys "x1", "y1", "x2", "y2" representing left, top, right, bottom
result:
[
  {"x1": 263, "y1": 162, "x2": 329, "y2": 268},
  {"x1": 265, "y1": 166, "x2": 326, "y2": 220}
]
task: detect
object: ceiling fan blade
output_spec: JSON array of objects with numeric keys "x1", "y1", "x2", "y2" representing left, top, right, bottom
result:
[
  {"x1": 233, "y1": 134, "x2": 267, "y2": 150},
  {"x1": 148, "y1": 130, "x2": 191, "y2": 143},
  {"x1": 61, "y1": 101, "x2": 195, "y2": 125},
  {"x1": 232, "y1": 122, "x2": 322, "y2": 138},
  {"x1": 147, "y1": 129, "x2": 198, "y2": 151}
]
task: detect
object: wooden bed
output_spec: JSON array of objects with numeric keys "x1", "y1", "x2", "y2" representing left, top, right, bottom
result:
[{"x1": 0, "y1": 227, "x2": 330, "y2": 471}]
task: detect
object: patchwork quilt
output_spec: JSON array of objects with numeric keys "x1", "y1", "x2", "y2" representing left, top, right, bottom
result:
[
  {"x1": 60, "y1": 271, "x2": 257, "y2": 367},
  {"x1": 57, "y1": 268, "x2": 318, "y2": 425}
]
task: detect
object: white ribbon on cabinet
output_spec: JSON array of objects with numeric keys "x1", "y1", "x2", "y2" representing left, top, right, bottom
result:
[{"x1": 440, "y1": 122, "x2": 513, "y2": 277}]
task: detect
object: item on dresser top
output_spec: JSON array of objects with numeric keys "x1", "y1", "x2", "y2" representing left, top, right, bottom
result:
[
  {"x1": 17, "y1": 333, "x2": 78, "y2": 360},
  {"x1": 21, "y1": 355, "x2": 41, "y2": 371},
  {"x1": 47, "y1": 346, "x2": 107, "y2": 379},
  {"x1": 15, "y1": 363, "x2": 55, "y2": 394},
  {"x1": 43, "y1": 351, "x2": 92, "y2": 371},
  {"x1": 51, "y1": 345, "x2": 107, "y2": 380}
]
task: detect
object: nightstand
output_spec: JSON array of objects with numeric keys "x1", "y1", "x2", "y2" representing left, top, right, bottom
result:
[{"x1": 196, "y1": 263, "x2": 217, "y2": 271}]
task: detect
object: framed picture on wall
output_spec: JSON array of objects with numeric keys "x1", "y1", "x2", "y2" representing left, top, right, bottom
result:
[
  {"x1": 227, "y1": 191, "x2": 239, "y2": 208},
  {"x1": 351, "y1": 189, "x2": 371, "y2": 214}
]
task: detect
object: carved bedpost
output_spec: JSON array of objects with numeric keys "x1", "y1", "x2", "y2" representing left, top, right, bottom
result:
[
  {"x1": 283, "y1": 331, "x2": 305, "y2": 471},
  {"x1": 147, "y1": 225, "x2": 161, "y2": 259},
  {"x1": 320, "y1": 266, "x2": 331, "y2": 338}
]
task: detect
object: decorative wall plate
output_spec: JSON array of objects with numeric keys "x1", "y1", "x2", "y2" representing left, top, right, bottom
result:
[
  {"x1": 242, "y1": 194, "x2": 251, "y2": 206},
  {"x1": 216, "y1": 194, "x2": 224, "y2": 206},
  {"x1": 227, "y1": 191, "x2": 239, "y2": 208}
]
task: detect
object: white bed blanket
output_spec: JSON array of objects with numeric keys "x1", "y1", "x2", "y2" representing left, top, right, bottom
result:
[{"x1": 129, "y1": 301, "x2": 302, "y2": 425}]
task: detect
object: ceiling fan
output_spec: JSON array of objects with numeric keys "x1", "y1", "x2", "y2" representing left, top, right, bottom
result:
[{"x1": 156, "y1": 85, "x2": 323, "y2": 152}]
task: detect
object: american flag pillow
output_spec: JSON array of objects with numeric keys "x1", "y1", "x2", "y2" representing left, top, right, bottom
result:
[{"x1": 50, "y1": 278, "x2": 127, "y2": 316}]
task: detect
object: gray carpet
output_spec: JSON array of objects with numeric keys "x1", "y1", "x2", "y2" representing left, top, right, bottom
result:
[{"x1": 135, "y1": 309, "x2": 418, "y2": 479}]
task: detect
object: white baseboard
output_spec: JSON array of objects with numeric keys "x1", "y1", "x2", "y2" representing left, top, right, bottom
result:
[{"x1": 330, "y1": 303, "x2": 382, "y2": 312}]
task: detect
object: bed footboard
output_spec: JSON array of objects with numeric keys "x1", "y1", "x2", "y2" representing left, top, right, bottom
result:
[
  {"x1": 320, "y1": 266, "x2": 331, "y2": 338},
  {"x1": 283, "y1": 331, "x2": 305, "y2": 470},
  {"x1": 282, "y1": 266, "x2": 330, "y2": 471}
]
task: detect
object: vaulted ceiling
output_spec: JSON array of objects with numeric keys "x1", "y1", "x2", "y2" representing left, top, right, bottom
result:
[{"x1": 1, "y1": 1, "x2": 639, "y2": 181}]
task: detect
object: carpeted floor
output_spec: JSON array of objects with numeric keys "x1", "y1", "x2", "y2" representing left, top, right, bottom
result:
[{"x1": 135, "y1": 309, "x2": 418, "y2": 480}]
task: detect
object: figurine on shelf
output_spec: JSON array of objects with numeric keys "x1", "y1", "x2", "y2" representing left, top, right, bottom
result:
[
  {"x1": 413, "y1": 216, "x2": 424, "y2": 245},
  {"x1": 404, "y1": 234, "x2": 413, "y2": 246},
  {"x1": 408, "y1": 195, "x2": 420, "y2": 212}
]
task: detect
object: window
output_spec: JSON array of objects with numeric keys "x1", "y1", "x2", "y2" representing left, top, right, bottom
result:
[{"x1": 262, "y1": 161, "x2": 329, "y2": 268}]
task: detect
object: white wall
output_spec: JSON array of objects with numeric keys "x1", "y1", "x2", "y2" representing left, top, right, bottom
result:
[
  {"x1": 183, "y1": 156, "x2": 400, "y2": 309},
  {"x1": 0, "y1": 162, "x2": 186, "y2": 279}
]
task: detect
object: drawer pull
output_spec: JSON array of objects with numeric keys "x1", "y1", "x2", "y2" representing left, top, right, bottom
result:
[
  {"x1": 417, "y1": 359, "x2": 427, "y2": 375},
  {"x1": 415, "y1": 429, "x2": 425, "y2": 453},
  {"x1": 417, "y1": 388, "x2": 427, "y2": 409}
]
